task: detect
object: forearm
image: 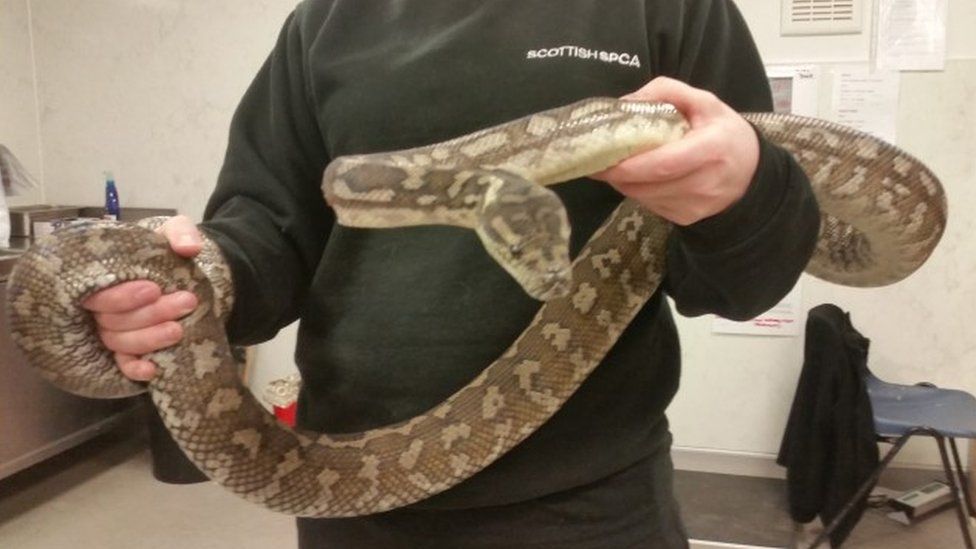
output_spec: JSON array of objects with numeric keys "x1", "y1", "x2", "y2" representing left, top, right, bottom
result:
[
  {"x1": 645, "y1": 0, "x2": 819, "y2": 318},
  {"x1": 665, "y1": 133, "x2": 819, "y2": 320},
  {"x1": 200, "y1": 5, "x2": 333, "y2": 345}
]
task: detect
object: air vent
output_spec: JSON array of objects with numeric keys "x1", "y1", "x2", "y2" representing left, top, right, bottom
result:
[{"x1": 781, "y1": 0, "x2": 864, "y2": 36}]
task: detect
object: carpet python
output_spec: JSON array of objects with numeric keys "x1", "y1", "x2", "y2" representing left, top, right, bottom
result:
[{"x1": 5, "y1": 98, "x2": 946, "y2": 516}]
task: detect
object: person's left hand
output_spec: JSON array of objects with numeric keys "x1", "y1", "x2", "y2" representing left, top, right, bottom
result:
[{"x1": 591, "y1": 76, "x2": 760, "y2": 226}]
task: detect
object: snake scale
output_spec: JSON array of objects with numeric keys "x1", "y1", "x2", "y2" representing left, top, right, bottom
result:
[{"x1": 5, "y1": 98, "x2": 946, "y2": 516}]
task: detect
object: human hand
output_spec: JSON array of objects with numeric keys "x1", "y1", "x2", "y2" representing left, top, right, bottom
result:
[
  {"x1": 592, "y1": 76, "x2": 760, "y2": 226},
  {"x1": 81, "y1": 215, "x2": 202, "y2": 381}
]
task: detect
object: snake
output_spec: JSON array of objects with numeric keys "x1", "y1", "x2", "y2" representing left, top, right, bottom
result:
[{"x1": 5, "y1": 98, "x2": 947, "y2": 517}]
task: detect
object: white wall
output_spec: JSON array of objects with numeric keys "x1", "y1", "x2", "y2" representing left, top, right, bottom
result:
[
  {"x1": 668, "y1": 0, "x2": 976, "y2": 471},
  {"x1": 26, "y1": 0, "x2": 296, "y2": 220},
  {"x1": 7, "y1": 0, "x2": 975, "y2": 470},
  {"x1": 0, "y1": 0, "x2": 44, "y2": 205}
]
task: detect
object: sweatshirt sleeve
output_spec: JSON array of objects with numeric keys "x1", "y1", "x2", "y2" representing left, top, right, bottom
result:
[
  {"x1": 200, "y1": 6, "x2": 334, "y2": 344},
  {"x1": 652, "y1": 0, "x2": 821, "y2": 320}
]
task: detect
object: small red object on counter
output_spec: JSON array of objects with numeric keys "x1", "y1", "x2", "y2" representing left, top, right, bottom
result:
[{"x1": 273, "y1": 402, "x2": 297, "y2": 427}]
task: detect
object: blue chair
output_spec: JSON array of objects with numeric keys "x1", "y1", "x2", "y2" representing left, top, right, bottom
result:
[{"x1": 809, "y1": 369, "x2": 976, "y2": 547}]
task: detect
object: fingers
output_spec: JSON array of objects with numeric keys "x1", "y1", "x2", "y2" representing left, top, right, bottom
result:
[
  {"x1": 82, "y1": 285, "x2": 196, "y2": 380},
  {"x1": 100, "y1": 320, "x2": 185, "y2": 356},
  {"x1": 82, "y1": 214, "x2": 204, "y2": 313},
  {"x1": 116, "y1": 353, "x2": 158, "y2": 382},
  {"x1": 623, "y1": 76, "x2": 726, "y2": 122},
  {"x1": 591, "y1": 76, "x2": 759, "y2": 226},
  {"x1": 161, "y1": 215, "x2": 204, "y2": 258},
  {"x1": 92, "y1": 290, "x2": 198, "y2": 331},
  {"x1": 595, "y1": 77, "x2": 733, "y2": 185},
  {"x1": 80, "y1": 215, "x2": 203, "y2": 382},
  {"x1": 82, "y1": 280, "x2": 162, "y2": 313},
  {"x1": 594, "y1": 127, "x2": 721, "y2": 184},
  {"x1": 608, "y1": 166, "x2": 727, "y2": 226}
]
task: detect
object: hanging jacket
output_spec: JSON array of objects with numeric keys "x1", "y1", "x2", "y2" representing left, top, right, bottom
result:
[{"x1": 777, "y1": 303, "x2": 879, "y2": 546}]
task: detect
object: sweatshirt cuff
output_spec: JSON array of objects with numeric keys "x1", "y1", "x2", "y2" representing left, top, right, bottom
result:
[{"x1": 675, "y1": 127, "x2": 788, "y2": 253}]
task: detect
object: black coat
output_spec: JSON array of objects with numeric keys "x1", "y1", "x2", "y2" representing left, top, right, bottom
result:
[{"x1": 777, "y1": 303, "x2": 879, "y2": 546}]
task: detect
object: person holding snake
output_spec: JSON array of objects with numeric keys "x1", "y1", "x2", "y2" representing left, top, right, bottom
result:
[{"x1": 51, "y1": 0, "x2": 831, "y2": 547}]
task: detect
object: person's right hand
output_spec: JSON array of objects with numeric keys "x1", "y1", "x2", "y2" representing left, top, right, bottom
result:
[{"x1": 81, "y1": 215, "x2": 203, "y2": 381}]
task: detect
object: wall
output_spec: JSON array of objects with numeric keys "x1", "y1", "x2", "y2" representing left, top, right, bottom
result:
[
  {"x1": 7, "y1": 0, "x2": 975, "y2": 470},
  {"x1": 668, "y1": 0, "x2": 976, "y2": 472},
  {"x1": 0, "y1": 0, "x2": 44, "y2": 205},
  {"x1": 26, "y1": 0, "x2": 296, "y2": 220}
]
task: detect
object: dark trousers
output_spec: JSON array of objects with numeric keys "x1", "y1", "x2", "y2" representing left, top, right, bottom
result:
[{"x1": 297, "y1": 449, "x2": 688, "y2": 549}]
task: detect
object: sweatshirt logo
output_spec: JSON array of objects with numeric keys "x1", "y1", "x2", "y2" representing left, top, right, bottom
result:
[{"x1": 526, "y1": 45, "x2": 642, "y2": 68}]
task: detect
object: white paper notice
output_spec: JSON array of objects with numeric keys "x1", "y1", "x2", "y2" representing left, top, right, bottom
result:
[
  {"x1": 830, "y1": 68, "x2": 900, "y2": 144},
  {"x1": 712, "y1": 284, "x2": 803, "y2": 337},
  {"x1": 766, "y1": 65, "x2": 821, "y2": 117},
  {"x1": 876, "y1": 0, "x2": 947, "y2": 71}
]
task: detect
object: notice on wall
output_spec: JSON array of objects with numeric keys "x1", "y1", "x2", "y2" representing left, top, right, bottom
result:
[
  {"x1": 712, "y1": 284, "x2": 803, "y2": 337},
  {"x1": 875, "y1": 0, "x2": 948, "y2": 71},
  {"x1": 766, "y1": 65, "x2": 821, "y2": 117},
  {"x1": 830, "y1": 68, "x2": 901, "y2": 144}
]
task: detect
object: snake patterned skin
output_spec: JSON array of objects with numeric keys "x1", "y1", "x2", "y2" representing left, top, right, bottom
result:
[{"x1": 5, "y1": 98, "x2": 946, "y2": 517}]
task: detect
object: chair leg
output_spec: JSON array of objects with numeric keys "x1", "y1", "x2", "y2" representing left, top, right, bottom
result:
[
  {"x1": 949, "y1": 438, "x2": 976, "y2": 517},
  {"x1": 937, "y1": 435, "x2": 975, "y2": 549},
  {"x1": 806, "y1": 433, "x2": 914, "y2": 549}
]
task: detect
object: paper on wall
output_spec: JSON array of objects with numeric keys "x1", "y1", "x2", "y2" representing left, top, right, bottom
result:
[
  {"x1": 712, "y1": 284, "x2": 803, "y2": 337},
  {"x1": 766, "y1": 65, "x2": 821, "y2": 117},
  {"x1": 829, "y1": 67, "x2": 900, "y2": 144},
  {"x1": 875, "y1": 0, "x2": 948, "y2": 72}
]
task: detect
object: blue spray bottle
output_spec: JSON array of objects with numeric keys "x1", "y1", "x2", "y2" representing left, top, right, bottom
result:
[{"x1": 104, "y1": 171, "x2": 120, "y2": 221}]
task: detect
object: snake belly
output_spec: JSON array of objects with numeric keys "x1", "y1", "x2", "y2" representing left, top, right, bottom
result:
[{"x1": 5, "y1": 98, "x2": 946, "y2": 517}]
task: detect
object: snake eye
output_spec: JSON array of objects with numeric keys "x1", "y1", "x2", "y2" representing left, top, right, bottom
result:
[{"x1": 509, "y1": 243, "x2": 524, "y2": 258}]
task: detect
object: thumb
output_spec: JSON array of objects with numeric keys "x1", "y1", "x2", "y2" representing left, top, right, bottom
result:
[
  {"x1": 160, "y1": 215, "x2": 203, "y2": 258},
  {"x1": 623, "y1": 76, "x2": 725, "y2": 123}
]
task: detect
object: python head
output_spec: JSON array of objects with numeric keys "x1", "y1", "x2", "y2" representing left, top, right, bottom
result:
[{"x1": 474, "y1": 171, "x2": 573, "y2": 301}]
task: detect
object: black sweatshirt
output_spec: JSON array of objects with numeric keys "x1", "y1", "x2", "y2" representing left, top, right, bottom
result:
[{"x1": 200, "y1": 0, "x2": 820, "y2": 510}]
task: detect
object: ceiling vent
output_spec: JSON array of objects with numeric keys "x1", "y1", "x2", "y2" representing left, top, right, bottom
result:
[{"x1": 781, "y1": 0, "x2": 864, "y2": 36}]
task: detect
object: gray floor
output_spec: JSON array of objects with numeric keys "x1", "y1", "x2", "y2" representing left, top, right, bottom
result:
[
  {"x1": 675, "y1": 467, "x2": 969, "y2": 548},
  {"x1": 0, "y1": 423, "x2": 971, "y2": 548},
  {"x1": 0, "y1": 425, "x2": 294, "y2": 548}
]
